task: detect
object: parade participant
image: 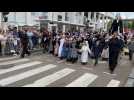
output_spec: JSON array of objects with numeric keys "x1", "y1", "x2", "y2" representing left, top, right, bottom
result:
[
  {"x1": 101, "y1": 39, "x2": 109, "y2": 61},
  {"x1": 32, "y1": 30, "x2": 39, "y2": 49},
  {"x1": 52, "y1": 30, "x2": 57, "y2": 55},
  {"x1": 27, "y1": 29, "x2": 34, "y2": 50},
  {"x1": 54, "y1": 37, "x2": 59, "y2": 56},
  {"x1": 48, "y1": 32, "x2": 53, "y2": 54},
  {"x1": 108, "y1": 32, "x2": 122, "y2": 74},
  {"x1": 92, "y1": 34, "x2": 101, "y2": 66},
  {"x1": 70, "y1": 38, "x2": 78, "y2": 63},
  {"x1": 80, "y1": 41, "x2": 91, "y2": 65},
  {"x1": 66, "y1": 37, "x2": 73, "y2": 62},
  {"x1": 61, "y1": 36, "x2": 70, "y2": 59},
  {"x1": 128, "y1": 36, "x2": 134, "y2": 61},
  {"x1": 118, "y1": 16, "x2": 123, "y2": 34},
  {"x1": 0, "y1": 30, "x2": 7, "y2": 56},
  {"x1": 20, "y1": 30, "x2": 31, "y2": 58},
  {"x1": 13, "y1": 35, "x2": 19, "y2": 55},
  {"x1": 41, "y1": 28, "x2": 49, "y2": 53},
  {"x1": 58, "y1": 35, "x2": 65, "y2": 58},
  {"x1": 110, "y1": 18, "x2": 119, "y2": 34}
]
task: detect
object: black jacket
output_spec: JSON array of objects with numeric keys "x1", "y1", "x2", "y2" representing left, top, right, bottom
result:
[
  {"x1": 111, "y1": 19, "x2": 119, "y2": 34},
  {"x1": 118, "y1": 19, "x2": 123, "y2": 33},
  {"x1": 20, "y1": 33, "x2": 29, "y2": 45}
]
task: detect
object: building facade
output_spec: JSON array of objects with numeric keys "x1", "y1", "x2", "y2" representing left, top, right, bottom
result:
[{"x1": 0, "y1": 12, "x2": 114, "y2": 32}]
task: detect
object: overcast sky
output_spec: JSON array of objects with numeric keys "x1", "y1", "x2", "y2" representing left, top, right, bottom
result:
[{"x1": 115, "y1": 12, "x2": 134, "y2": 19}]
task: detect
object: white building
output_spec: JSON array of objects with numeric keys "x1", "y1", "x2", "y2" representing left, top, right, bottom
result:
[{"x1": 0, "y1": 12, "x2": 114, "y2": 32}]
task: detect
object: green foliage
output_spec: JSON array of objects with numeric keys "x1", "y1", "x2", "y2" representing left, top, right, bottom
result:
[
  {"x1": 123, "y1": 21, "x2": 128, "y2": 28},
  {"x1": 128, "y1": 22, "x2": 132, "y2": 29},
  {"x1": 131, "y1": 21, "x2": 134, "y2": 29}
]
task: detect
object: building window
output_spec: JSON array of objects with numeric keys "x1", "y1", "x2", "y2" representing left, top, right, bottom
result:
[
  {"x1": 96, "y1": 13, "x2": 99, "y2": 21},
  {"x1": 84, "y1": 12, "x2": 88, "y2": 18},
  {"x1": 104, "y1": 16, "x2": 107, "y2": 19},
  {"x1": 58, "y1": 15, "x2": 62, "y2": 21},
  {"x1": 65, "y1": 12, "x2": 69, "y2": 21}
]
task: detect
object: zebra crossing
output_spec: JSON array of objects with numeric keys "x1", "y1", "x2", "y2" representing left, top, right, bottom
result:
[{"x1": 0, "y1": 56, "x2": 121, "y2": 87}]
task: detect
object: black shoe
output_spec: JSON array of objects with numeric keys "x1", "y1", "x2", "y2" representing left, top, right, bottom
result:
[
  {"x1": 27, "y1": 53, "x2": 31, "y2": 56},
  {"x1": 20, "y1": 56, "x2": 24, "y2": 58},
  {"x1": 110, "y1": 70, "x2": 114, "y2": 74},
  {"x1": 94, "y1": 63, "x2": 97, "y2": 66}
]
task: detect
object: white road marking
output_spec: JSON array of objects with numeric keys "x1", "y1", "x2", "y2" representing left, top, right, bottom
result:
[
  {"x1": 65, "y1": 63, "x2": 73, "y2": 66},
  {"x1": 57, "y1": 60, "x2": 65, "y2": 63},
  {"x1": 0, "y1": 59, "x2": 29, "y2": 65},
  {"x1": 0, "y1": 64, "x2": 57, "y2": 86},
  {"x1": 0, "y1": 61, "x2": 42, "y2": 75},
  {"x1": 23, "y1": 68, "x2": 75, "y2": 87},
  {"x1": 99, "y1": 61, "x2": 107, "y2": 64},
  {"x1": 103, "y1": 72, "x2": 117, "y2": 76},
  {"x1": 66, "y1": 73, "x2": 98, "y2": 87},
  {"x1": 0, "y1": 56, "x2": 18, "y2": 61},
  {"x1": 82, "y1": 67, "x2": 93, "y2": 70},
  {"x1": 107, "y1": 79, "x2": 120, "y2": 87}
]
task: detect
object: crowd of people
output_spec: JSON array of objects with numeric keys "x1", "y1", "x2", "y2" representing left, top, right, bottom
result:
[{"x1": 0, "y1": 25, "x2": 134, "y2": 74}]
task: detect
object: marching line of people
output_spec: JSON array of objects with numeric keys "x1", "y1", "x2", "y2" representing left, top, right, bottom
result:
[
  {"x1": 40, "y1": 28, "x2": 134, "y2": 74},
  {"x1": 0, "y1": 26, "x2": 134, "y2": 74}
]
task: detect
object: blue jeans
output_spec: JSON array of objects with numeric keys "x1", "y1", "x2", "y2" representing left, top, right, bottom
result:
[{"x1": 28, "y1": 37, "x2": 33, "y2": 50}]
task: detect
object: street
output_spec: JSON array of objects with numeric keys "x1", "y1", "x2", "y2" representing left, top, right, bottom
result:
[{"x1": 0, "y1": 51, "x2": 132, "y2": 87}]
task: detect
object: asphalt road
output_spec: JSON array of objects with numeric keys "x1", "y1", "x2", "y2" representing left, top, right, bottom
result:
[{"x1": 0, "y1": 52, "x2": 133, "y2": 87}]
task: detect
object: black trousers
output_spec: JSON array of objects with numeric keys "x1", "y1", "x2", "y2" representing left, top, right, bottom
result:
[
  {"x1": 20, "y1": 45, "x2": 30, "y2": 57},
  {"x1": 94, "y1": 56, "x2": 99, "y2": 66},
  {"x1": 42, "y1": 41, "x2": 49, "y2": 53},
  {"x1": 109, "y1": 51, "x2": 119, "y2": 72},
  {"x1": 129, "y1": 50, "x2": 133, "y2": 61}
]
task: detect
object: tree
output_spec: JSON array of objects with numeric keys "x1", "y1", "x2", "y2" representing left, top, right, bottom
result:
[
  {"x1": 131, "y1": 21, "x2": 134, "y2": 30},
  {"x1": 128, "y1": 22, "x2": 132, "y2": 29}
]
